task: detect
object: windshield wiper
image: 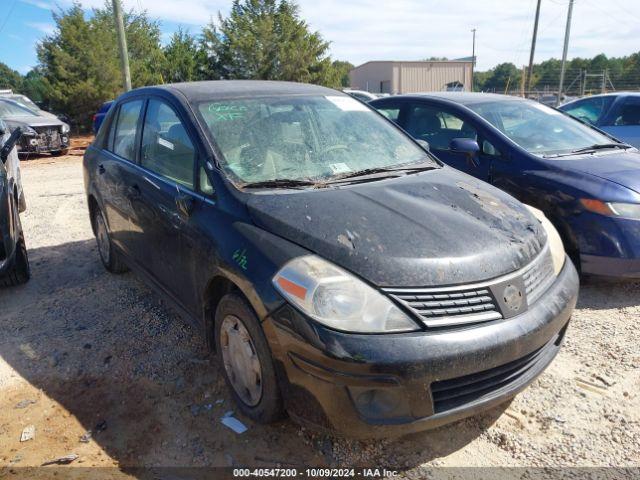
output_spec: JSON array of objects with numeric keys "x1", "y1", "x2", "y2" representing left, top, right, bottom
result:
[
  {"x1": 241, "y1": 178, "x2": 316, "y2": 189},
  {"x1": 570, "y1": 143, "x2": 631, "y2": 154},
  {"x1": 325, "y1": 163, "x2": 436, "y2": 184},
  {"x1": 543, "y1": 143, "x2": 632, "y2": 158}
]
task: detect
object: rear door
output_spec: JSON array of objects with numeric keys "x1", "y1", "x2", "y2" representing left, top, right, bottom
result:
[
  {"x1": 97, "y1": 99, "x2": 146, "y2": 262},
  {"x1": 136, "y1": 97, "x2": 200, "y2": 312}
]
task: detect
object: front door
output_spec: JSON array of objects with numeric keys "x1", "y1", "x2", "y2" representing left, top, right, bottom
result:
[
  {"x1": 136, "y1": 98, "x2": 199, "y2": 312},
  {"x1": 402, "y1": 104, "x2": 493, "y2": 180}
]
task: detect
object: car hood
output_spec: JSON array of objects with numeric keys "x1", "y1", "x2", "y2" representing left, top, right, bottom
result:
[
  {"x1": 3, "y1": 115, "x2": 64, "y2": 128},
  {"x1": 553, "y1": 150, "x2": 640, "y2": 193},
  {"x1": 246, "y1": 168, "x2": 546, "y2": 287}
]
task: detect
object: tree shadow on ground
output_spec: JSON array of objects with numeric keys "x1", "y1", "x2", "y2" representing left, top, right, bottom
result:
[{"x1": 1, "y1": 239, "x2": 511, "y2": 471}]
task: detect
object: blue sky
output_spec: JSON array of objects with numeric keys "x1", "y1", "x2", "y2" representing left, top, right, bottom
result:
[{"x1": 1, "y1": 0, "x2": 640, "y2": 74}]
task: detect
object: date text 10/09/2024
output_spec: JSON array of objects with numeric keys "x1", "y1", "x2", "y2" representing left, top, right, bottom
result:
[{"x1": 232, "y1": 468, "x2": 399, "y2": 478}]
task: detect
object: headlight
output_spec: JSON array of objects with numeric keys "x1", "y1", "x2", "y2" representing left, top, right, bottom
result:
[
  {"x1": 525, "y1": 205, "x2": 565, "y2": 276},
  {"x1": 581, "y1": 199, "x2": 640, "y2": 219},
  {"x1": 6, "y1": 122, "x2": 35, "y2": 136},
  {"x1": 272, "y1": 255, "x2": 419, "y2": 333},
  {"x1": 61, "y1": 123, "x2": 70, "y2": 134}
]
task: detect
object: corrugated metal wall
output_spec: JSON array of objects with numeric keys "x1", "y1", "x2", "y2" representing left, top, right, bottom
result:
[
  {"x1": 397, "y1": 62, "x2": 472, "y2": 93},
  {"x1": 349, "y1": 61, "x2": 473, "y2": 94}
]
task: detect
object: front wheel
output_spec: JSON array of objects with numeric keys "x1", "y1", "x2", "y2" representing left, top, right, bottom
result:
[{"x1": 215, "y1": 293, "x2": 285, "y2": 423}]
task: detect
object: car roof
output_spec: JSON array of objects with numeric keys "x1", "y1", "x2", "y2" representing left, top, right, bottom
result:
[
  {"x1": 149, "y1": 80, "x2": 341, "y2": 102},
  {"x1": 394, "y1": 92, "x2": 527, "y2": 106}
]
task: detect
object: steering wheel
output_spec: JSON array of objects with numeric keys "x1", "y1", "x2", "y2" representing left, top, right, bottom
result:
[{"x1": 319, "y1": 144, "x2": 350, "y2": 156}]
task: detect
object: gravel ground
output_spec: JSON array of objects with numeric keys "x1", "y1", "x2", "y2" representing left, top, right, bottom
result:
[{"x1": 0, "y1": 151, "x2": 638, "y2": 474}]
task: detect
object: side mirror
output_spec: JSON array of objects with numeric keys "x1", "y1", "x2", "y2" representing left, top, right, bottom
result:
[
  {"x1": 450, "y1": 138, "x2": 480, "y2": 167},
  {"x1": 0, "y1": 127, "x2": 22, "y2": 164},
  {"x1": 415, "y1": 139, "x2": 430, "y2": 151}
]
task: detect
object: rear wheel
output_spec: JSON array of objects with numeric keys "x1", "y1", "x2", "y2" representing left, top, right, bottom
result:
[
  {"x1": 215, "y1": 293, "x2": 284, "y2": 423},
  {"x1": 1, "y1": 232, "x2": 30, "y2": 287},
  {"x1": 1, "y1": 202, "x2": 30, "y2": 287},
  {"x1": 93, "y1": 207, "x2": 128, "y2": 274}
]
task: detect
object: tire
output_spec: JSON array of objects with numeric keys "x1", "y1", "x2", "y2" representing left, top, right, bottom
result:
[
  {"x1": 215, "y1": 293, "x2": 285, "y2": 423},
  {"x1": 0, "y1": 231, "x2": 30, "y2": 287},
  {"x1": 51, "y1": 149, "x2": 69, "y2": 156},
  {"x1": 92, "y1": 206, "x2": 128, "y2": 274}
]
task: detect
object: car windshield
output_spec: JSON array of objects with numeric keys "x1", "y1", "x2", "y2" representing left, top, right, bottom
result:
[
  {"x1": 468, "y1": 100, "x2": 618, "y2": 156},
  {"x1": 0, "y1": 99, "x2": 38, "y2": 117},
  {"x1": 196, "y1": 95, "x2": 432, "y2": 185}
]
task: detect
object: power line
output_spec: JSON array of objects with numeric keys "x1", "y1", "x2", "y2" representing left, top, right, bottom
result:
[{"x1": 0, "y1": 0, "x2": 19, "y2": 36}]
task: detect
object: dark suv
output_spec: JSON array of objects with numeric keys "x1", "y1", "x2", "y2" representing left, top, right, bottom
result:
[{"x1": 83, "y1": 81, "x2": 578, "y2": 438}]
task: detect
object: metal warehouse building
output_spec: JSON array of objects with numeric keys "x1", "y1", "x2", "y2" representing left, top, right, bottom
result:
[{"x1": 349, "y1": 60, "x2": 474, "y2": 94}]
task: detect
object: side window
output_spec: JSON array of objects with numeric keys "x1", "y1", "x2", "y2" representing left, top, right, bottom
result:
[
  {"x1": 404, "y1": 105, "x2": 476, "y2": 150},
  {"x1": 482, "y1": 140, "x2": 501, "y2": 157},
  {"x1": 376, "y1": 104, "x2": 401, "y2": 123},
  {"x1": 614, "y1": 100, "x2": 640, "y2": 126},
  {"x1": 141, "y1": 99, "x2": 195, "y2": 189},
  {"x1": 563, "y1": 98, "x2": 610, "y2": 125},
  {"x1": 111, "y1": 100, "x2": 143, "y2": 161}
]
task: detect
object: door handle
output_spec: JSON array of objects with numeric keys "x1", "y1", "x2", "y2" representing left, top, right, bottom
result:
[
  {"x1": 98, "y1": 164, "x2": 106, "y2": 174},
  {"x1": 175, "y1": 193, "x2": 195, "y2": 217}
]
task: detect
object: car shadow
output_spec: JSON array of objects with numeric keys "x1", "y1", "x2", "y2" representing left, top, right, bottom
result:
[{"x1": 0, "y1": 239, "x2": 507, "y2": 470}]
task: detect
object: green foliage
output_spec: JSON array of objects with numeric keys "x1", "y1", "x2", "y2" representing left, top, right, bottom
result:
[
  {"x1": 35, "y1": 2, "x2": 165, "y2": 130},
  {"x1": 332, "y1": 60, "x2": 354, "y2": 87},
  {"x1": 202, "y1": 0, "x2": 342, "y2": 87},
  {"x1": 0, "y1": 62, "x2": 23, "y2": 91},
  {"x1": 162, "y1": 28, "x2": 202, "y2": 83},
  {"x1": 476, "y1": 53, "x2": 640, "y2": 94}
]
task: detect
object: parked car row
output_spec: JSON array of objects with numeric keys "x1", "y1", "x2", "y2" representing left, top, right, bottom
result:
[{"x1": 85, "y1": 80, "x2": 579, "y2": 438}]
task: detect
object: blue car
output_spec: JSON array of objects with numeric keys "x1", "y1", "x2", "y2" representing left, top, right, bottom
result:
[
  {"x1": 93, "y1": 100, "x2": 113, "y2": 134},
  {"x1": 371, "y1": 92, "x2": 640, "y2": 278},
  {"x1": 559, "y1": 92, "x2": 640, "y2": 149}
]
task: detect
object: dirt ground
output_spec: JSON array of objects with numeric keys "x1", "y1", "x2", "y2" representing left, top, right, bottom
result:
[{"x1": 0, "y1": 142, "x2": 639, "y2": 475}]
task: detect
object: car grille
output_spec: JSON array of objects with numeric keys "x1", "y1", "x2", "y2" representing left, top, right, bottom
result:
[
  {"x1": 382, "y1": 244, "x2": 555, "y2": 329},
  {"x1": 382, "y1": 286, "x2": 502, "y2": 328},
  {"x1": 430, "y1": 329, "x2": 564, "y2": 414},
  {"x1": 34, "y1": 126, "x2": 62, "y2": 150},
  {"x1": 522, "y1": 246, "x2": 555, "y2": 304}
]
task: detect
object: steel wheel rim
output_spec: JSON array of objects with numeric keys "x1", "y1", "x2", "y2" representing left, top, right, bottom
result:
[
  {"x1": 95, "y1": 214, "x2": 110, "y2": 264},
  {"x1": 220, "y1": 315, "x2": 263, "y2": 407}
]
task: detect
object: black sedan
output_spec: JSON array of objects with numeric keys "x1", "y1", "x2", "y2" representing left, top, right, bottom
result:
[
  {"x1": 83, "y1": 81, "x2": 578, "y2": 438},
  {"x1": 0, "y1": 98, "x2": 70, "y2": 156}
]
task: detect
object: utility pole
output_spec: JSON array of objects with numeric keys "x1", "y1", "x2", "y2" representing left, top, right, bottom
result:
[
  {"x1": 557, "y1": 0, "x2": 574, "y2": 106},
  {"x1": 471, "y1": 28, "x2": 476, "y2": 92},
  {"x1": 112, "y1": 0, "x2": 131, "y2": 92},
  {"x1": 526, "y1": 0, "x2": 542, "y2": 95},
  {"x1": 520, "y1": 66, "x2": 526, "y2": 97},
  {"x1": 601, "y1": 68, "x2": 607, "y2": 94}
]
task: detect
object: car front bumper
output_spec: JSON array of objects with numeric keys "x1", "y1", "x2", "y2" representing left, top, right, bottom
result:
[
  {"x1": 572, "y1": 212, "x2": 640, "y2": 278},
  {"x1": 263, "y1": 258, "x2": 579, "y2": 438},
  {"x1": 18, "y1": 129, "x2": 69, "y2": 154}
]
